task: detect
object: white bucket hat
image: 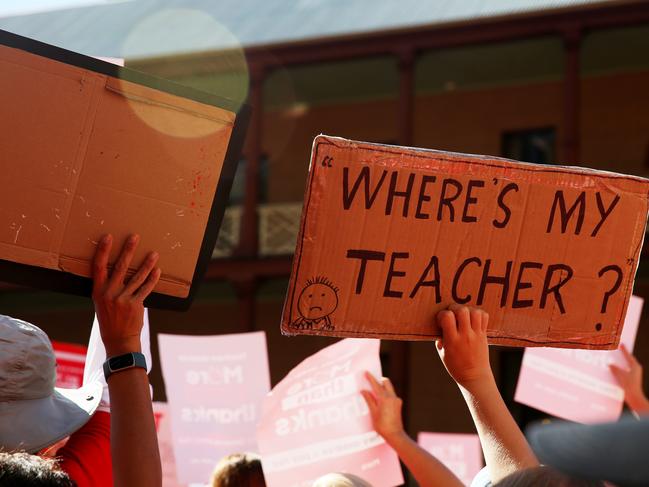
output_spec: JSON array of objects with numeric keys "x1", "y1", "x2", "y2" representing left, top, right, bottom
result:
[{"x1": 0, "y1": 315, "x2": 102, "y2": 453}]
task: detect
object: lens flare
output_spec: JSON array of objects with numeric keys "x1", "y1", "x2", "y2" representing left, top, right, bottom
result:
[{"x1": 119, "y1": 8, "x2": 248, "y2": 138}]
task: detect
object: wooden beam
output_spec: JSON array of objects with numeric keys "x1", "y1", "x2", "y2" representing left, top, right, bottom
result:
[
  {"x1": 562, "y1": 27, "x2": 581, "y2": 164},
  {"x1": 233, "y1": 278, "x2": 258, "y2": 332},
  {"x1": 390, "y1": 48, "x2": 415, "y2": 429},
  {"x1": 237, "y1": 65, "x2": 265, "y2": 257},
  {"x1": 205, "y1": 257, "x2": 292, "y2": 280},
  {"x1": 0, "y1": 257, "x2": 293, "y2": 293},
  {"x1": 397, "y1": 49, "x2": 415, "y2": 147}
]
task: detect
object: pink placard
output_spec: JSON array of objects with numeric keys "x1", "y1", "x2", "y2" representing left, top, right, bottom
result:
[
  {"x1": 256, "y1": 338, "x2": 403, "y2": 487},
  {"x1": 158, "y1": 332, "x2": 271, "y2": 484},
  {"x1": 153, "y1": 402, "x2": 186, "y2": 487},
  {"x1": 515, "y1": 295, "x2": 643, "y2": 423},
  {"x1": 51, "y1": 341, "x2": 87, "y2": 389},
  {"x1": 417, "y1": 432, "x2": 483, "y2": 486}
]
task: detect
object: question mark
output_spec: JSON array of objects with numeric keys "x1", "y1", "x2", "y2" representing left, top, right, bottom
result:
[{"x1": 597, "y1": 265, "x2": 623, "y2": 313}]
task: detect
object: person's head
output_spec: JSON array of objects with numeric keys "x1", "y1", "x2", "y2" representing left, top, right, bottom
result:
[
  {"x1": 493, "y1": 466, "x2": 605, "y2": 487},
  {"x1": 210, "y1": 452, "x2": 266, "y2": 487},
  {"x1": 312, "y1": 472, "x2": 374, "y2": 487},
  {"x1": 0, "y1": 315, "x2": 102, "y2": 454},
  {"x1": 0, "y1": 452, "x2": 75, "y2": 486},
  {"x1": 527, "y1": 415, "x2": 649, "y2": 487}
]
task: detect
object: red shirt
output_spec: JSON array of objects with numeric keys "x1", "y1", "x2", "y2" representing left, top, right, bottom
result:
[{"x1": 59, "y1": 411, "x2": 113, "y2": 487}]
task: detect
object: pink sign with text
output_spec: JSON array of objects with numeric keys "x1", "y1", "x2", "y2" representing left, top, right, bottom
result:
[
  {"x1": 515, "y1": 295, "x2": 643, "y2": 423},
  {"x1": 158, "y1": 332, "x2": 270, "y2": 484},
  {"x1": 51, "y1": 341, "x2": 87, "y2": 389},
  {"x1": 257, "y1": 339, "x2": 403, "y2": 487},
  {"x1": 417, "y1": 433, "x2": 483, "y2": 486},
  {"x1": 153, "y1": 402, "x2": 186, "y2": 487}
]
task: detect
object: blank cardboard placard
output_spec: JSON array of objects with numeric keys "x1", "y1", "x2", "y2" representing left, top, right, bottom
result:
[
  {"x1": 0, "y1": 29, "x2": 248, "y2": 309},
  {"x1": 281, "y1": 136, "x2": 649, "y2": 349}
]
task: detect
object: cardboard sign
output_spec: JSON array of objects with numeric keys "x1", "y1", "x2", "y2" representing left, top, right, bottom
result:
[
  {"x1": 515, "y1": 295, "x2": 644, "y2": 423},
  {"x1": 256, "y1": 338, "x2": 404, "y2": 487},
  {"x1": 0, "y1": 29, "x2": 249, "y2": 310},
  {"x1": 153, "y1": 402, "x2": 187, "y2": 487},
  {"x1": 281, "y1": 135, "x2": 649, "y2": 349},
  {"x1": 51, "y1": 340, "x2": 87, "y2": 389},
  {"x1": 158, "y1": 332, "x2": 270, "y2": 484},
  {"x1": 417, "y1": 433, "x2": 483, "y2": 486}
]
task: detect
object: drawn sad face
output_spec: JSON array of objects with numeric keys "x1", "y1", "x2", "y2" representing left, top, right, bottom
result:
[{"x1": 298, "y1": 282, "x2": 338, "y2": 320}]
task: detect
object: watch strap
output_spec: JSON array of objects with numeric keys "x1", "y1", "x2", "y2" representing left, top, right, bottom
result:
[{"x1": 103, "y1": 352, "x2": 147, "y2": 381}]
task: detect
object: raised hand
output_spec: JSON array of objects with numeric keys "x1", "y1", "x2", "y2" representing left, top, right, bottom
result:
[
  {"x1": 435, "y1": 304, "x2": 538, "y2": 483},
  {"x1": 610, "y1": 344, "x2": 649, "y2": 416},
  {"x1": 361, "y1": 372, "x2": 404, "y2": 443},
  {"x1": 435, "y1": 304, "x2": 491, "y2": 388},
  {"x1": 361, "y1": 372, "x2": 464, "y2": 487},
  {"x1": 92, "y1": 233, "x2": 162, "y2": 487},
  {"x1": 92, "y1": 234, "x2": 160, "y2": 356}
]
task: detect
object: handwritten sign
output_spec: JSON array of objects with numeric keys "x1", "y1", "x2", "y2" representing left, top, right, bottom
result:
[
  {"x1": 51, "y1": 340, "x2": 87, "y2": 388},
  {"x1": 158, "y1": 332, "x2": 270, "y2": 484},
  {"x1": 417, "y1": 433, "x2": 483, "y2": 486},
  {"x1": 257, "y1": 338, "x2": 403, "y2": 487},
  {"x1": 514, "y1": 295, "x2": 643, "y2": 423},
  {"x1": 281, "y1": 135, "x2": 649, "y2": 349}
]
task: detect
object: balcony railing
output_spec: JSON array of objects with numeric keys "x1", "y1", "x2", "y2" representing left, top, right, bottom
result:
[{"x1": 212, "y1": 202, "x2": 302, "y2": 258}]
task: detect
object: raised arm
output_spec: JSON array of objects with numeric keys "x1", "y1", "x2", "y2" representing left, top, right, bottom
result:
[
  {"x1": 361, "y1": 372, "x2": 464, "y2": 487},
  {"x1": 610, "y1": 344, "x2": 649, "y2": 417},
  {"x1": 92, "y1": 234, "x2": 162, "y2": 487},
  {"x1": 435, "y1": 305, "x2": 538, "y2": 484}
]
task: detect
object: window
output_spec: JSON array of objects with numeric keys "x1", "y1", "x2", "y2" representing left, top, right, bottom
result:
[{"x1": 502, "y1": 128, "x2": 555, "y2": 165}]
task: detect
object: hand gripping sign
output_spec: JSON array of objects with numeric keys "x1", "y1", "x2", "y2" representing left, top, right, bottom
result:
[
  {"x1": 515, "y1": 295, "x2": 643, "y2": 423},
  {"x1": 158, "y1": 332, "x2": 270, "y2": 484},
  {"x1": 282, "y1": 136, "x2": 649, "y2": 349},
  {"x1": 257, "y1": 339, "x2": 403, "y2": 487}
]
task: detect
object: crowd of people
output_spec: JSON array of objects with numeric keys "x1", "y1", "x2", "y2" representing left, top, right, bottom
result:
[{"x1": 0, "y1": 235, "x2": 647, "y2": 486}]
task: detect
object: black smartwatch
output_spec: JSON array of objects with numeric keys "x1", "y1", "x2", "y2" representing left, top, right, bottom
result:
[{"x1": 103, "y1": 352, "x2": 147, "y2": 380}]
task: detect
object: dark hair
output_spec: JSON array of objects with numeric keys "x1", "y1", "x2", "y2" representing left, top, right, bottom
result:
[
  {"x1": 210, "y1": 452, "x2": 266, "y2": 487},
  {"x1": 0, "y1": 452, "x2": 76, "y2": 486},
  {"x1": 494, "y1": 466, "x2": 605, "y2": 487}
]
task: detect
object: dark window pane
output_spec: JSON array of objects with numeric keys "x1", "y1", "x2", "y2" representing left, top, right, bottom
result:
[{"x1": 502, "y1": 128, "x2": 555, "y2": 165}]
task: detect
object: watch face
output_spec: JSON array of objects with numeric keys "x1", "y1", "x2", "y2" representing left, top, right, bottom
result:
[{"x1": 109, "y1": 354, "x2": 135, "y2": 370}]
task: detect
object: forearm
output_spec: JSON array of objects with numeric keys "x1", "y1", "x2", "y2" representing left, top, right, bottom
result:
[
  {"x1": 385, "y1": 432, "x2": 464, "y2": 487},
  {"x1": 107, "y1": 367, "x2": 161, "y2": 487},
  {"x1": 459, "y1": 376, "x2": 538, "y2": 483}
]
